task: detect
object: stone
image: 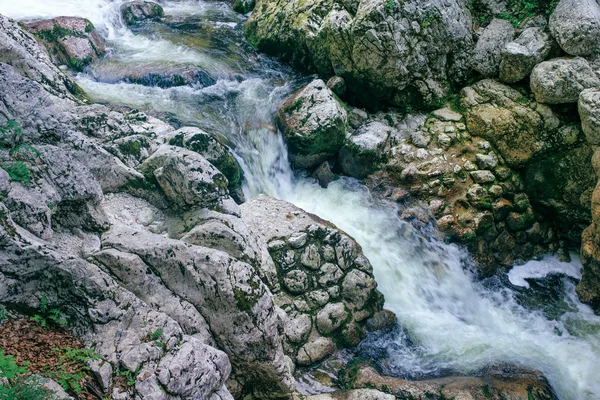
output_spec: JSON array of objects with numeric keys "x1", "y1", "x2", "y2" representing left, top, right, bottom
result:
[
  {"x1": 472, "y1": 19, "x2": 515, "y2": 77},
  {"x1": 25, "y1": 17, "x2": 106, "y2": 71},
  {"x1": 283, "y1": 270, "x2": 309, "y2": 294},
  {"x1": 349, "y1": 108, "x2": 369, "y2": 129},
  {"x1": 296, "y1": 337, "x2": 335, "y2": 366},
  {"x1": 316, "y1": 302, "x2": 348, "y2": 334},
  {"x1": 327, "y1": 76, "x2": 346, "y2": 97},
  {"x1": 530, "y1": 57, "x2": 600, "y2": 104},
  {"x1": 499, "y1": 27, "x2": 554, "y2": 83},
  {"x1": 341, "y1": 269, "x2": 376, "y2": 309},
  {"x1": 0, "y1": 167, "x2": 11, "y2": 197},
  {"x1": 365, "y1": 309, "x2": 397, "y2": 332},
  {"x1": 288, "y1": 232, "x2": 308, "y2": 248},
  {"x1": 313, "y1": 161, "x2": 336, "y2": 188},
  {"x1": 245, "y1": 0, "x2": 474, "y2": 109},
  {"x1": 432, "y1": 108, "x2": 463, "y2": 122},
  {"x1": 549, "y1": 0, "x2": 600, "y2": 56},
  {"x1": 277, "y1": 79, "x2": 347, "y2": 169},
  {"x1": 338, "y1": 122, "x2": 391, "y2": 179},
  {"x1": 579, "y1": 88, "x2": 600, "y2": 145},
  {"x1": 284, "y1": 313, "x2": 312, "y2": 343},
  {"x1": 307, "y1": 389, "x2": 395, "y2": 400},
  {"x1": 121, "y1": 1, "x2": 164, "y2": 25},
  {"x1": 475, "y1": 153, "x2": 498, "y2": 170},
  {"x1": 319, "y1": 263, "x2": 344, "y2": 287},
  {"x1": 232, "y1": 0, "x2": 255, "y2": 13},
  {"x1": 301, "y1": 244, "x2": 321, "y2": 269},
  {"x1": 470, "y1": 170, "x2": 496, "y2": 183}
]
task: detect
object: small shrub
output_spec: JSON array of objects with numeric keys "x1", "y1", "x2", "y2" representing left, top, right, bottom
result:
[
  {"x1": 30, "y1": 297, "x2": 68, "y2": 328},
  {"x1": 2, "y1": 162, "x2": 32, "y2": 185},
  {"x1": 0, "y1": 350, "x2": 53, "y2": 400}
]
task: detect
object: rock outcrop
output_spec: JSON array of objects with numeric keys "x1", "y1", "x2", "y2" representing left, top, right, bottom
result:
[
  {"x1": 246, "y1": 0, "x2": 474, "y2": 109},
  {"x1": 25, "y1": 17, "x2": 106, "y2": 71}
]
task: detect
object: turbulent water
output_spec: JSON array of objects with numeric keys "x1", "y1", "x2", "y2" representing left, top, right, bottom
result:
[{"x1": 2, "y1": 1, "x2": 600, "y2": 398}]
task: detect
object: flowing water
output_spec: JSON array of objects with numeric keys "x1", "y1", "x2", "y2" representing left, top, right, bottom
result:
[{"x1": 2, "y1": 1, "x2": 600, "y2": 398}]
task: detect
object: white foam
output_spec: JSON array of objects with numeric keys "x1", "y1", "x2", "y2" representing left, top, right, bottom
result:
[{"x1": 509, "y1": 253, "x2": 583, "y2": 289}]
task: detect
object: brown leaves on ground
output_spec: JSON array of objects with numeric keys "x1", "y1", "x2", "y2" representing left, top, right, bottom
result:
[{"x1": 0, "y1": 319, "x2": 102, "y2": 399}]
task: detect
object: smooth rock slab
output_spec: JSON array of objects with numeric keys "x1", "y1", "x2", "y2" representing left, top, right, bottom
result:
[{"x1": 530, "y1": 57, "x2": 600, "y2": 104}]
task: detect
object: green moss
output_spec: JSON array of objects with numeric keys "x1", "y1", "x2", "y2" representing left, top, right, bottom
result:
[
  {"x1": 384, "y1": 0, "x2": 395, "y2": 13},
  {"x1": 233, "y1": 288, "x2": 257, "y2": 313},
  {"x1": 119, "y1": 140, "x2": 142, "y2": 157},
  {"x1": 283, "y1": 97, "x2": 305, "y2": 114},
  {"x1": 1, "y1": 162, "x2": 31, "y2": 185},
  {"x1": 482, "y1": 384, "x2": 492, "y2": 398}
]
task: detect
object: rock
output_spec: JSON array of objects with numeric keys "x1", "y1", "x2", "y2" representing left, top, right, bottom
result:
[
  {"x1": 432, "y1": 108, "x2": 463, "y2": 122},
  {"x1": 240, "y1": 195, "x2": 384, "y2": 364},
  {"x1": 0, "y1": 168, "x2": 10, "y2": 197},
  {"x1": 307, "y1": 389, "x2": 395, "y2": 400},
  {"x1": 579, "y1": 88, "x2": 600, "y2": 145},
  {"x1": 90, "y1": 63, "x2": 215, "y2": 89},
  {"x1": 463, "y1": 79, "x2": 584, "y2": 166},
  {"x1": 313, "y1": 161, "x2": 336, "y2": 188},
  {"x1": 246, "y1": 0, "x2": 474, "y2": 109},
  {"x1": 470, "y1": 170, "x2": 496, "y2": 183},
  {"x1": 579, "y1": 224, "x2": 600, "y2": 313},
  {"x1": 530, "y1": 57, "x2": 600, "y2": 104},
  {"x1": 338, "y1": 122, "x2": 391, "y2": 179},
  {"x1": 25, "y1": 17, "x2": 106, "y2": 71},
  {"x1": 472, "y1": 19, "x2": 515, "y2": 77},
  {"x1": 296, "y1": 337, "x2": 335, "y2": 366},
  {"x1": 165, "y1": 127, "x2": 244, "y2": 202},
  {"x1": 365, "y1": 309, "x2": 397, "y2": 332},
  {"x1": 349, "y1": 108, "x2": 369, "y2": 129},
  {"x1": 476, "y1": 153, "x2": 498, "y2": 170},
  {"x1": 139, "y1": 145, "x2": 232, "y2": 211},
  {"x1": 525, "y1": 145, "x2": 596, "y2": 240},
  {"x1": 232, "y1": 0, "x2": 255, "y2": 14},
  {"x1": 549, "y1": 0, "x2": 600, "y2": 56},
  {"x1": 327, "y1": 76, "x2": 346, "y2": 97},
  {"x1": 121, "y1": 1, "x2": 164, "y2": 25},
  {"x1": 499, "y1": 27, "x2": 554, "y2": 83},
  {"x1": 277, "y1": 80, "x2": 347, "y2": 169},
  {"x1": 39, "y1": 376, "x2": 74, "y2": 399},
  {"x1": 316, "y1": 303, "x2": 348, "y2": 334},
  {"x1": 351, "y1": 364, "x2": 557, "y2": 400}
]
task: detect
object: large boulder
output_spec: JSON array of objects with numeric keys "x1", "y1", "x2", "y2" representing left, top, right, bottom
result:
[
  {"x1": 499, "y1": 27, "x2": 554, "y2": 83},
  {"x1": 240, "y1": 195, "x2": 386, "y2": 365},
  {"x1": 463, "y1": 79, "x2": 584, "y2": 167},
  {"x1": 530, "y1": 57, "x2": 600, "y2": 104},
  {"x1": 232, "y1": 0, "x2": 256, "y2": 13},
  {"x1": 120, "y1": 1, "x2": 164, "y2": 25},
  {"x1": 246, "y1": 0, "x2": 474, "y2": 109},
  {"x1": 338, "y1": 121, "x2": 392, "y2": 179},
  {"x1": 472, "y1": 19, "x2": 515, "y2": 78},
  {"x1": 278, "y1": 79, "x2": 347, "y2": 169},
  {"x1": 549, "y1": 0, "x2": 600, "y2": 56},
  {"x1": 25, "y1": 17, "x2": 106, "y2": 71}
]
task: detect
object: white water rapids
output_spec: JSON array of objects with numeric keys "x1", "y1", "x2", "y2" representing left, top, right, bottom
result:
[{"x1": 2, "y1": 1, "x2": 600, "y2": 398}]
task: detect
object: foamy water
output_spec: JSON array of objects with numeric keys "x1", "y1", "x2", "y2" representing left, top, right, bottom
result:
[{"x1": 2, "y1": 1, "x2": 599, "y2": 398}]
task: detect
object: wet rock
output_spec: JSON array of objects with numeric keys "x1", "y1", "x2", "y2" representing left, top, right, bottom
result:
[
  {"x1": 278, "y1": 80, "x2": 347, "y2": 169},
  {"x1": 25, "y1": 17, "x2": 106, "y2": 71},
  {"x1": 246, "y1": 0, "x2": 473, "y2": 109},
  {"x1": 470, "y1": 170, "x2": 496, "y2": 183},
  {"x1": 121, "y1": 1, "x2": 164, "y2": 25},
  {"x1": 296, "y1": 337, "x2": 335, "y2": 366},
  {"x1": 499, "y1": 27, "x2": 553, "y2": 83},
  {"x1": 313, "y1": 161, "x2": 337, "y2": 188},
  {"x1": 472, "y1": 19, "x2": 515, "y2": 77},
  {"x1": 232, "y1": 0, "x2": 255, "y2": 14},
  {"x1": 549, "y1": 0, "x2": 600, "y2": 56},
  {"x1": 351, "y1": 364, "x2": 557, "y2": 400},
  {"x1": 307, "y1": 389, "x2": 394, "y2": 400},
  {"x1": 530, "y1": 57, "x2": 600, "y2": 104},
  {"x1": 338, "y1": 122, "x2": 391, "y2": 179},
  {"x1": 90, "y1": 63, "x2": 215, "y2": 89},
  {"x1": 316, "y1": 303, "x2": 348, "y2": 334},
  {"x1": 365, "y1": 309, "x2": 397, "y2": 332},
  {"x1": 579, "y1": 224, "x2": 600, "y2": 313}
]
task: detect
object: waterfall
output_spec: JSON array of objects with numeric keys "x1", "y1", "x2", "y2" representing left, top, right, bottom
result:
[{"x1": 1, "y1": 1, "x2": 599, "y2": 398}]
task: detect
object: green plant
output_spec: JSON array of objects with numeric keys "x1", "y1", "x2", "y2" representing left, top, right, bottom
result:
[
  {"x1": 384, "y1": 0, "x2": 395, "y2": 13},
  {"x1": 117, "y1": 365, "x2": 140, "y2": 386},
  {"x1": 0, "y1": 120, "x2": 22, "y2": 148},
  {"x1": 150, "y1": 328, "x2": 163, "y2": 341},
  {"x1": 1, "y1": 162, "x2": 31, "y2": 185},
  {"x1": 0, "y1": 350, "x2": 53, "y2": 400},
  {"x1": 0, "y1": 306, "x2": 7, "y2": 324},
  {"x1": 44, "y1": 347, "x2": 100, "y2": 395},
  {"x1": 30, "y1": 297, "x2": 68, "y2": 327}
]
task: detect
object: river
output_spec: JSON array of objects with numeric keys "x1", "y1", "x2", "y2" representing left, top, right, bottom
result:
[{"x1": 1, "y1": 1, "x2": 599, "y2": 398}]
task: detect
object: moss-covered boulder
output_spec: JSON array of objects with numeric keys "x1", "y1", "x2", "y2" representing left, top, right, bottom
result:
[
  {"x1": 232, "y1": 0, "x2": 255, "y2": 14},
  {"x1": 246, "y1": 0, "x2": 473, "y2": 109},
  {"x1": 277, "y1": 79, "x2": 347, "y2": 169},
  {"x1": 120, "y1": 1, "x2": 164, "y2": 25},
  {"x1": 25, "y1": 17, "x2": 105, "y2": 71},
  {"x1": 338, "y1": 121, "x2": 391, "y2": 179},
  {"x1": 165, "y1": 127, "x2": 244, "y2": 203}
]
